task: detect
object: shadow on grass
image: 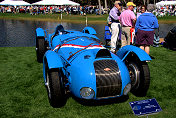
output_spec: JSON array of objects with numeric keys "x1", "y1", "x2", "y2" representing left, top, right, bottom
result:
[{"x1": 72, "y1": 95, "x2": 129, "y2": 106}]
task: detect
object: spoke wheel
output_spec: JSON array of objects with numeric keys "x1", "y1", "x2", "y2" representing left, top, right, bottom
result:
[
  {"x1": 128, "y1": 62, "x2": 140, "y2": 90},
  {"x1": 126, "y1": 53, "x2": 150, "y2": 97}
]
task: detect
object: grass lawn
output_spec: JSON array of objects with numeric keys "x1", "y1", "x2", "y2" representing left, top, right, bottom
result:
[
  {"x1": 0, "y1": 13, "x2": 108, "y2": 24},
  {"x1": 0, "y1": 46, "x2": 176, "y2": 118},
  {"x1": 0, "y1": 13, "x2": 176, "y2": 24}
]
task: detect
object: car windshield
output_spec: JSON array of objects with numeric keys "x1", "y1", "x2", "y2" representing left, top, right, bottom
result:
[{"x1": 61, "y1": 36, "x2": 100, "y2": 46}]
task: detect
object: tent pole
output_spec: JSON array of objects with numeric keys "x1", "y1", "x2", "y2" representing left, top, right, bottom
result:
[{"x1": 86, "y1": 15, "x2": 88, "y2": 26}]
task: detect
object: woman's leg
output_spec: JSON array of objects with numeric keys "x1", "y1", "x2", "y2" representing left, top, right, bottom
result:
[
  {"x1": 140, "y1": 46, "x2": 144, "y2": 50},
  {"x1": 145, "y1": 46, "x2": 150, "y2": 55}
]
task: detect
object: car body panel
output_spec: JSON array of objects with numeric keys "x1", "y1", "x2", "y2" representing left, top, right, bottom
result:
[
  {"x1": 44, "y1": 50, "x2": 63, "y2": 69},
  {"x1": 36, "y1": 28, "x2": 45, "y2": 37},
  {"x1": 164, "y1": 26, "x2": 176, "y2": 50},
  {"x1": 116, "y1": 45, "x2": 152, "y2": 61},
  {"x1": 82, "y1": 27, "x2": 97, "y2": 35}
]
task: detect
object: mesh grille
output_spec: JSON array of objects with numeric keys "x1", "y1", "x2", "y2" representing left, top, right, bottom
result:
[{"x1": 94, "y1": 60, "x2": 122, "y2": 98}]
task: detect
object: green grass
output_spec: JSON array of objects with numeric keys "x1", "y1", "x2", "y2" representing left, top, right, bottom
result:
[
  {"x1": 0, "y1": 13, "x2": 108, "y2": 23},
  {"x1": 0, "y1": 13, "x2": 176, "y2": 24},
  {"x1": 0, "y1": 46, "x2": 176, "y2": 118},
  {"x1": 157, "y1": 15, "x2": 176, "y2": 21},
  {"x1": 156, "y1": 16, "x2": 176, "y2": 23}
]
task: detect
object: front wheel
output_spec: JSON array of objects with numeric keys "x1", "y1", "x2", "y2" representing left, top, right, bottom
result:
[
  {"x1": 36, "y1": 37, "x2": 45, "y2": 63},
  {"x1": 45, "y1": 67, "x2": 67, "y2": 108},
  {"x1": 127, "y1": 60, "x2": 150, "y2": 97}
]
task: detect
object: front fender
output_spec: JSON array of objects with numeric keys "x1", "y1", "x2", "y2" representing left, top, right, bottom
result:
[
  {"x1": 43, "y1": 50, "x2": 63, "y2": 81},
  {"x1": 116, "y1": 45, "x2": 151, "y2": 61},
  {"x1": 36, "y1": 28, "x2": 45, "y2": 37},
  {"x1": 44, "y1": 50, "x2": 63, "y2": 69}
]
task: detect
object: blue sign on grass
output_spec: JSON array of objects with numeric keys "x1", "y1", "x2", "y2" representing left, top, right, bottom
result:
[{"x1": 129, "y1": 98, "x2": 162, "y2": 116}]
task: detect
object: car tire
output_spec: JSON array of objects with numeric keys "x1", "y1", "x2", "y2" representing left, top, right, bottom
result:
[
  {"x1": 126, "y1": 54, "x2": 150, "y2": 97},
  {"x1": 36, "y1": 37, "x2": 45, "y2": 63},
  {"x1": 45, "y1": 67, "x2": 67, "y2": 108}
]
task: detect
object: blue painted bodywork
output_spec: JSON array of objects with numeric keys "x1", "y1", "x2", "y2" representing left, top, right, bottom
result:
[
  {"x1": 104, "y1": 26, "x2": 111, "y2": 41},
  {"x1": 36, "y1": 25, "x2": 151, "y2": 100},
  {"x1": 82, "y1": 27, "x2": 97, "y2": 35},
  {"x1": 36, "y1": 28, "x2": 45, "y2": 37},
  {"x1": 117, "y1": 45, "x2": 152, "y2": 61}
]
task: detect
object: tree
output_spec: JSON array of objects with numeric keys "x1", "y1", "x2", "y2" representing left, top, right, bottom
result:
[
  {"x1": 123, "y1": 0, "x2": 127, "y2": 5},
  {"x1": 104, "y1": 0, "x2": 108, "y2": 13},
  {"x1": 98, "y1": 0, "x2": 102, "y2": 15}
]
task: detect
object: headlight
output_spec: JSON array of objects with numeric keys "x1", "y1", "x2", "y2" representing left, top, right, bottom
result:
[
  {"x1": 123, "y1": 84, "x2": 131, "y2": 95},
  {"x1": 80, "y1": 87, "x2": 95, "y2": 99}
]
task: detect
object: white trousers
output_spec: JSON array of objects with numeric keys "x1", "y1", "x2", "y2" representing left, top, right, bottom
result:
[{"x1": 110, "y1": 23, "x2": 120, "y2": 52}]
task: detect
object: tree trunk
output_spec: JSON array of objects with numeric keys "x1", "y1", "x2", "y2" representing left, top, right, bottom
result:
[
  {"x1": 98, "y1": 0, "x2": 102, "y2": 15},
  {"x1": 104, "y1": 0, "x2": 108, "y2": 13},
  {"x1": 143, "y1": 0, "x2": 146, "y2": 5},
  {"x1": 147, "y1": 0, "x2": 149, "y2": 5},
  {"x1": 123, "y1": 0, "x2": 127, "y2": 5}
]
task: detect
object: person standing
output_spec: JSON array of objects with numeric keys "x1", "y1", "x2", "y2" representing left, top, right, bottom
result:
[
  {"x1": 119, "y1": 2, "x2": 136, "y2": 47},
  {"x1": 109, "y1": 1, "x2": 122, "y2": 53},
  {"x1": 135, "y1": 4, "x2": 159, "y2": 55},
  {"x1": 137, "y1": 5, "x2": 146, "y2": 19}
]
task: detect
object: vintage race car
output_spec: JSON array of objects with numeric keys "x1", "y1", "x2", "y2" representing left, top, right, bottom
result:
[
  {"x1": 35, "y1": 25, "x2": 151, "y2": 108},
  {"x1": 164, "y1": 26, "x2": 176, "y2": 50}
]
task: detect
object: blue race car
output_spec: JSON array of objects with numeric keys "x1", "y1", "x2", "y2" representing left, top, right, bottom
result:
[{"x1": 35, "y1": 25, "x2": 151, "y2": 108}]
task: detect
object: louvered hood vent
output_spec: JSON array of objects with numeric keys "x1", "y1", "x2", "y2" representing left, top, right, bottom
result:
[{"x1": 94, "y1": 59, "x2": 122, "y2": 98}]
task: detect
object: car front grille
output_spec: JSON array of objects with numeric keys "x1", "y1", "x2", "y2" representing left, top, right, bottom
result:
[{"x1": 94, "y1": 59, "x2": 122, "y2": 98}]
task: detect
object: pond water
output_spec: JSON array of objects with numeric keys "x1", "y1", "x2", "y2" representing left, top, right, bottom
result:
[{"x1": 0, "y1": 19, "x2": 175, "y2": 47}]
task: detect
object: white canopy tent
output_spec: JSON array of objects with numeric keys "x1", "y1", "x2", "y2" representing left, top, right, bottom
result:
[
  {"x1": 0, "y1": 0, "x2": 31, "y2": 6},
  {"x1": 63, "y1": 0, "x2": 80, "y2": 6},
  {"x1": 32, "y1": 0, "x2": 80, "y2": 6},
  {"x1": 32, "y1": 0, "x2": 56, "y2": 5},
  {"x1": 156, "y1": 1, "x2": 176, "y2": 7}
]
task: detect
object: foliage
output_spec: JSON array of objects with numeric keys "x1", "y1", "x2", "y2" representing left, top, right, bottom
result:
[{"x1": 0, "y1": 46, "x2": 176, "y2": 117}]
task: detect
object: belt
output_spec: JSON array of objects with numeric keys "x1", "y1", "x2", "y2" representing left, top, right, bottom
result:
[
  {"x1": 112, "y1": 21, "x2": 120, "y2": 23},
  {"x1": 111, "y1": 19, "x2": 120, "y2": 23},
  {"x1": 122, "y1": 25, "x2": 132, "y2": 27}
]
